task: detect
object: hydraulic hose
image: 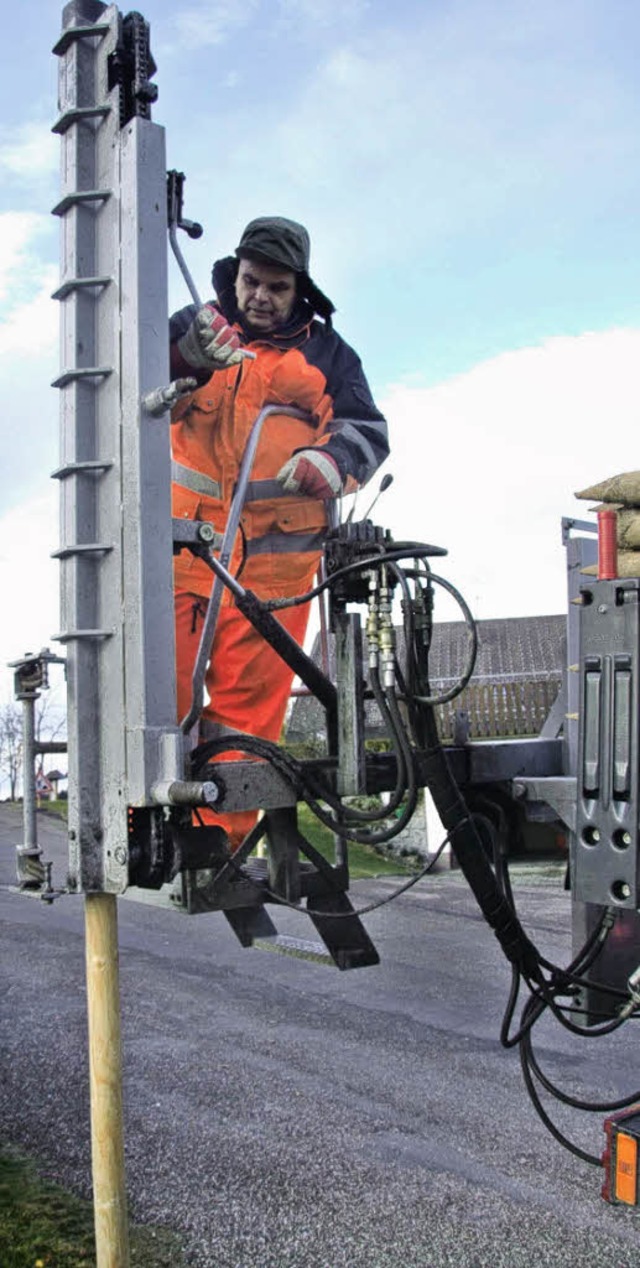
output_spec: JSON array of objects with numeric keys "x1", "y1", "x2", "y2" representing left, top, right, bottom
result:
[{"x1": 419, "y1": 704, "x2": 542, "y2": 980}]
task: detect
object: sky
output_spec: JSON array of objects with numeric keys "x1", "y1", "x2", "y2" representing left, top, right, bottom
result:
[{"x1": 1, "y1": 0, "x2": 640, "y2": 707}]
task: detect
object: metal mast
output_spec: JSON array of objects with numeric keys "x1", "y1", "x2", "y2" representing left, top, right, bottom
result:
[{"x1": 53, "y1": 0, "x2": 181, "y2": 895}]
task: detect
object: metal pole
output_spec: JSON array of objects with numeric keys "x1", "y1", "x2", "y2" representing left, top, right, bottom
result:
[
  {"x1": 85, "y1": 893, "x2": 130, "y2": 1268},
  {"x1": 52, "y1": 6, "x2": 178, "y2": 1262},
  {"x1": 15, "y1": 688, "x2": 46, "y2": 887},
  {"x1": 10, "y1": 649, "x2": 65, "y2": 886},
  {"x1": 21, "y1": 693, "x2": 38, "y2": 850}
]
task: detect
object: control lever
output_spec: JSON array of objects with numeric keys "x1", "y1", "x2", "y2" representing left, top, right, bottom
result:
[
  {"x1": 167, "y1": 169, "x2": 204, "y2": 306},
  {"x1": 346, "y1": 472, "x2": 394, "y2": 525}
]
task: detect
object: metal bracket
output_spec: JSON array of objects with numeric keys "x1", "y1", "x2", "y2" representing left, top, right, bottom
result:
[{"x1": 512, "y1": 776, "x2": 577, "y2": 832}]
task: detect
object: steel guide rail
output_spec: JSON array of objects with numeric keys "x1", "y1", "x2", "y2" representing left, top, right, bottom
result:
[{"x1": 52, "y1": 0, "x2": 181, "y2": 894}]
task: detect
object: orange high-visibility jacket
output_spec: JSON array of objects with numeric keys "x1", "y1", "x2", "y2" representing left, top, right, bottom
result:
[{"x1": 170, "y1": 265, "x2": 389, "y2": 603}]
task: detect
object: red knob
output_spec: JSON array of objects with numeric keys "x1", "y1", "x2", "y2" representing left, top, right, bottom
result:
[{"x1": 597, "y1": 508, "x2": 618, "y2": 580}]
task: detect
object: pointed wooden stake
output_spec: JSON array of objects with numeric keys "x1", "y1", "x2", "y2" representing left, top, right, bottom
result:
[{"x1": 85, "y1": 893, "x2": 130, "y2": 1268}]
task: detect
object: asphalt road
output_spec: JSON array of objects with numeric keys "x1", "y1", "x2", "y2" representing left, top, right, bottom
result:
[{"x1": 1, "y1": 803, "x2": 639, "y2": 1267}]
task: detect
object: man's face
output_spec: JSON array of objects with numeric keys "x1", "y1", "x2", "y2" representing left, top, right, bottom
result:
[{"x1": 235, "y1": 258, "x2": 297, "y2": 334}]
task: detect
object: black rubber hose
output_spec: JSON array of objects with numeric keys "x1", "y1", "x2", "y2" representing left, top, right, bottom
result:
[{"x1": 419, "y1": 705, "x2": 542, "y2": 980}]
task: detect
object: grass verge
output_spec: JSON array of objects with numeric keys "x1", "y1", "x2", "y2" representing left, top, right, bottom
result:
[
  {"x1": 296, "y1": 803, "x2": 412, "y2": 878},
  {"x1": 0, "y1": 1146, "x2": 186, "y2": 1268}
]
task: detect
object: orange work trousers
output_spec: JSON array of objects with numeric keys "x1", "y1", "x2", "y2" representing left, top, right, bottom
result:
[{"x1": 175, "y1": 589, "x2": 312, "y2": 849}]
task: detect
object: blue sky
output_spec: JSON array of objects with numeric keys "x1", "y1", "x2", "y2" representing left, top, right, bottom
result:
[{"x1": 1, "y1": 0, "x2": 640, "y2": 691}]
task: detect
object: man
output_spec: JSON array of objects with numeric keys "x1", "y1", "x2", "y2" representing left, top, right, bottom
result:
[{"x1": 170, "y1": 215, "x2": 388, "y2": 847}]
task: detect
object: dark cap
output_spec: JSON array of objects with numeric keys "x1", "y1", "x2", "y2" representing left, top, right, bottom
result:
[
  {"x1": 236, "y1": 216, "x2": 310, "y2": 273},
  {"x1": 235, "y1": 216, "x2": 335, "y2": 321}
]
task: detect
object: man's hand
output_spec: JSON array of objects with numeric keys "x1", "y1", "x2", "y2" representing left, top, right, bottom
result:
[
  {"x1": 277, "y1": 449, "x2": 342, "y2": 499},
  {"x1": 177, "y1": 304, "x2": 249, "y2": 371}
]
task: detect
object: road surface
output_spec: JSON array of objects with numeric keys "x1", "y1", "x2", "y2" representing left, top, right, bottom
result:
[{"x1": 1, "y1": 804, "x2": 639, "y2": 1267}]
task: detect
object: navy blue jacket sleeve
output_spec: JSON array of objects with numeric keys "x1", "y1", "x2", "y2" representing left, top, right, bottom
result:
[{"x1": 306, "y1": 329, "x2": 389, "y2": 486}]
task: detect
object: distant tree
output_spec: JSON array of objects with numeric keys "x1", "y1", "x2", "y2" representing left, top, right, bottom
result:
[
  {"x1": 0, "y1": 688, "x2": 67, "y2": 802},
  {"x1": 0, "y1": 702, "x2": 23, "y2": 801},
  {"x1": 34, "y1": 691, "x2": 67, "y2": 748}
]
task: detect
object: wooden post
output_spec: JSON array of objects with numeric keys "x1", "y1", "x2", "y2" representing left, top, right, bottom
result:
[{"x1": 85, "y1": 893, "x2": 130, "y2": 1268}]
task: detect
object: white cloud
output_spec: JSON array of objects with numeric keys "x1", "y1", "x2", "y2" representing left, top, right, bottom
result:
[
  {"x1": 0, "y1": 264, "x2": 57, "y2": 357},
  {"x1": 0, "y1": 212, "x2": 58, "y2": 513},
  {"x1": 167, "y1": 0, "x2": 260, "y2": 50},
  {"x1": 0, "y1": 122, "x2": 57, "y2": 180},
  {"x1": 0, "y1": 486, "x2": 64, "y2": 796},
  {"x1": 0, "y1": 211, "x2": 52, "y2": 304},
  {"x1": 0, "y1": 210, "x2": 57, "y2": 371},
  {"x1": 378, "y1": 329, "x2": 640, "y2": 621},
  {"x1": 0, "y1": 485, "x2": 59, "y2": 692},
  {"x1": 0, "y1": 212, "x2": 58, "y2": 505}
]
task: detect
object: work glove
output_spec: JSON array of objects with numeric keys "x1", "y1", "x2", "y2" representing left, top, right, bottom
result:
[
  {"x1": 277, "y1": 449, "x2": 343, "y2": 499},
  {"x1": 177, "y1": 304, "x2": 247, "y2": 371}
]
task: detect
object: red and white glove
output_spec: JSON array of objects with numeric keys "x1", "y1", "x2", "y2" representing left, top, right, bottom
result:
[
  {"x1": 177, "y1": 304, "x2": 247, "y2": 371},
  {"x1": 277, "y1": 449, "x2": 343, "y2": 499}
]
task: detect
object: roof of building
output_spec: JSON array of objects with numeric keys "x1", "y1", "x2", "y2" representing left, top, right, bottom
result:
[
  {"x1": 427, "y1": 613, "x2": 566, "y2": 683},
  {"x1": 287, "y1": 613, "x2": 566, "y2": 745}
]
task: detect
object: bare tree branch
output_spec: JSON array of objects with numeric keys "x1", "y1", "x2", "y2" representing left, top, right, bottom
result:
[{"x1": 0, "y1": 701, "x2": 23, "y2": 801}]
